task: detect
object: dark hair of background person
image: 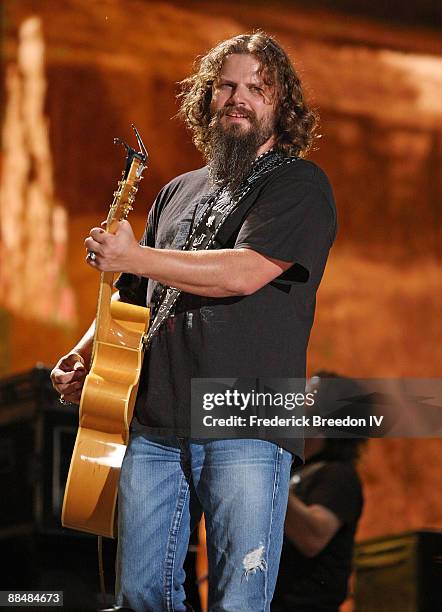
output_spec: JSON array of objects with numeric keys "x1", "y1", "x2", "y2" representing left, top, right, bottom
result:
[{"x1": 312, "y1": 371, "x2": 370, "y2": 463}]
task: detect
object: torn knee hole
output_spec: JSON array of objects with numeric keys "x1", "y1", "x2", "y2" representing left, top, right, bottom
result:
[{"x1": 242, "y1": 545, "x2": 267, "y2": 580}]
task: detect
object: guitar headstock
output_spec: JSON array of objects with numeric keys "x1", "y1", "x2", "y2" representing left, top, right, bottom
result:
[{"x1": 106, "y1": 125, "x2": 148, "y2": 232}]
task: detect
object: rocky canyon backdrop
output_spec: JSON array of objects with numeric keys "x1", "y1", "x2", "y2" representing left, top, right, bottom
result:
[{"x1": 1, "y1": 0, "x2": 441, "y2": 554}]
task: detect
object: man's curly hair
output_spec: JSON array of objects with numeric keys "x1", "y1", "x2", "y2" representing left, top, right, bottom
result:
[{"x1": 178, "y1": 32, "x2": 319, "y2": 159}]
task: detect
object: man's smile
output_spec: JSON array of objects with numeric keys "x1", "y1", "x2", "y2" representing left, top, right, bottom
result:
[
  {"x1": 221, "y1": 107, "x2": 253, "y2": 122},
  {"x1": 226, "y1": 112, "x2": 249, "y2": 119}
]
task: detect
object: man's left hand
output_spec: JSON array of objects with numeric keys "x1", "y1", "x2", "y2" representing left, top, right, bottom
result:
[{"x1": 85, "y1": 220, "x2": 140, "y2": 272}]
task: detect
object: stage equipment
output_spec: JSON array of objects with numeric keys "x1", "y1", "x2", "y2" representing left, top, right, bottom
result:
[{"x1": 354, "y1": 530, "x2": 442, "y2": 611}]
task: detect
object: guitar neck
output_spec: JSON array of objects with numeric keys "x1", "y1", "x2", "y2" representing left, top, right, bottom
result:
[
  {"x1": 93, "y1": 191, "x2": 122, "y2": 343},
  {"x1": 92, "y1": 193, "x2": 122, "y2": 346},
  {"x1": 94, "y1": 271, "x2": 115, "y2": 344}
]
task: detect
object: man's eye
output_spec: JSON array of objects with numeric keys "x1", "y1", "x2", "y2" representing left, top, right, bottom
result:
[{"x1": 250, "y1": 86, "x2": 264, "y2": 94}]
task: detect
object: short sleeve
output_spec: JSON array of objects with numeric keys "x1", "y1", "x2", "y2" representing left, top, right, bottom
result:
[
  {"x1": 234, "y1": 170, "x2": 336, "y2": 279},
  {"x1": 114, "y1": 207, "x2": 155, "y2": 306},
  {"x1": 307, "y1": 463, "x2": 363, "y2": 525}
]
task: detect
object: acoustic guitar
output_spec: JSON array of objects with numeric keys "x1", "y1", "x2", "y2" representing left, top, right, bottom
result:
[{"x1": 62, "y1": 126, "x2": 150, "y2": 538}]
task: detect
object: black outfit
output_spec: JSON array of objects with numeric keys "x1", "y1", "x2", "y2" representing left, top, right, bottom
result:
[
  {"x1": 116, "y1": 152, "x2": 337, "y2": 460},
  {"x1": 272, "y1": 453, "x2": 364, "y2": 611}
]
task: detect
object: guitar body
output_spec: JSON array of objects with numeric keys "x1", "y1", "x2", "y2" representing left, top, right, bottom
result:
[
  {"x1": 61, "y1": 128, "x2": 150, "y2": 538},
  {"x1": 62, "y1": 300, "x2": 150, "y2": 538}
]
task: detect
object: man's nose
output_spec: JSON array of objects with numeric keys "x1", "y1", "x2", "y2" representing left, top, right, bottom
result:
[{"x1": 228, "y1": 85, "x2": 247, "y2": 105}]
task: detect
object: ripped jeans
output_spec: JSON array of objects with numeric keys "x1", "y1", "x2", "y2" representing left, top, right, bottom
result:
[{"x1": 115, "y1": 435, "x2": 292, "y2": 612}]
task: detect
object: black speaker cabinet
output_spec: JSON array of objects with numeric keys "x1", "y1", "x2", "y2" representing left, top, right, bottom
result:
[
  {"x1": 0, "y1": 365, "x2": 78, "y2": 536},
  {"x1": 354, "y1": 530, "x2": 442, "y2": 612}
]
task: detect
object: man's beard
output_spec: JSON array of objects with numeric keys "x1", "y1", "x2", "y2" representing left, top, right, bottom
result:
[{"x1": 207, "y1": 107, "x2": 274, "y2": 193}]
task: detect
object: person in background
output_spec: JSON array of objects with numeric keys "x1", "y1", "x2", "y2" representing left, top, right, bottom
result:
[{"x1": 272, "y1": 373, "x2": 368, "y2": 612}]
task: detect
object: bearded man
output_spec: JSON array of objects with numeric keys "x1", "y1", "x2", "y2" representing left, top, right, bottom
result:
[{"x1": 51, "y1": 32, "x2": 337, "y2": 611}]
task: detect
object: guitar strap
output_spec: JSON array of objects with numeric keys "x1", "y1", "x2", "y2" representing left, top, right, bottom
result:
[{"x1": 144, "y1": 151, "x2": 298, "y2": 347}]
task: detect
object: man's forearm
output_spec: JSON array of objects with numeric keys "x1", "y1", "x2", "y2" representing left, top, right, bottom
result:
[
  {"x1": 71, "y1": 320, "x2": 95, "y2": 366},
  {"x1": 130, "y1": 246, "x2": 255, "y2": 297},
  {"x1": 285, "y1": 494, "x2": 341, "y2": 558}
]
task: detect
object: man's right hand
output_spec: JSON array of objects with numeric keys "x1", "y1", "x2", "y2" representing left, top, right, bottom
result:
[{"x1": 50, "y1": 352, "x2": 88, "y2": 404}]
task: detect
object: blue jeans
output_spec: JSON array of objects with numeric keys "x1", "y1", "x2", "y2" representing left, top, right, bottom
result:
[{"x1": 115, "y1": 435, "x2": 292, "y2": 611}]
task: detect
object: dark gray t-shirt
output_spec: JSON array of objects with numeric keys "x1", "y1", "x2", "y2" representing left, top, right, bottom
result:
[{"x1": 116, "y1": 157, "x2": 337, "y2": 460}]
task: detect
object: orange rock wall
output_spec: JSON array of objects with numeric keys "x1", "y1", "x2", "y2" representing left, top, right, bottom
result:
[{"x1": 1, "y1": 0, "x2": 441, "y2": 542}]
